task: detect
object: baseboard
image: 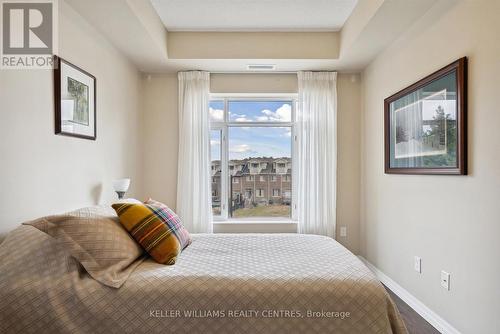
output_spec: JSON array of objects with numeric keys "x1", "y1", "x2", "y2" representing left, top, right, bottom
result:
[{"x1": 358, "y1": 256, "x2": 461, "y2": 334}]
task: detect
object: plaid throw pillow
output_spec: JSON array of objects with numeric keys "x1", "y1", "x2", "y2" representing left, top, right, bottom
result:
[{"x1": 112, "y1": 200, "x2": 191, "y2": 264}]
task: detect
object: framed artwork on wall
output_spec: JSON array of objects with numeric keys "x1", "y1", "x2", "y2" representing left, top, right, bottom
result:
[
  {"x1": 384, "y1": 57, "x2": 467, "y2": 175},
  {"x1": 54, "y1": 56, "x2": 96, "y2": 140}
]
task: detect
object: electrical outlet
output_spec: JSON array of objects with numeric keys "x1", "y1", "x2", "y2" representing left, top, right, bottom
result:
[
  {"x1": 414, "y1": 256, "x2": 421, "y2": 273},
  {"x1": 441, "y1": 271, "x2": 450, "y2": 290},
  {"x1": 340, "y1": 226, "x2": 347, "y2": 237}
]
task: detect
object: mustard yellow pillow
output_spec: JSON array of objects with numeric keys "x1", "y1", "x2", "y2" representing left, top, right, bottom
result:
[{"x1": 112, "y1": 201, "x2": 191, "y2": 264}]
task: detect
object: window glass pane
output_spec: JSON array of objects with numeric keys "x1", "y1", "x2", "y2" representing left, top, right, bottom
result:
[
  {"x1": 209, "y1": 100, "x2": 224, "y2": 122},
  {"x1": 228, "y1": 101, "x2": 292, "y2": 122},
  {"x1": 228, "y1": 127, "x2": 292, "y2": 219},
  {"x1": 210, "y1": 129, "x2": 222, "y2": 216}
]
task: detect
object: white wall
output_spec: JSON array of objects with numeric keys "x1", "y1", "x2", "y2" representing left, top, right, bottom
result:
[
  {"x1": 0, "y1": 0, "x2": 142, "y2": 236},
  {"x1": 141, "y1": 72, "x2": 361, "y2": 253},
  {"x1": 361, "y1": 1, "x2": 500, "y2": 333}
]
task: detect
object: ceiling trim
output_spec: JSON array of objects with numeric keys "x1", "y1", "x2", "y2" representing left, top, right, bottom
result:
[{"x1": 64, "y1": 0, "x2": 442, "y2": 73}]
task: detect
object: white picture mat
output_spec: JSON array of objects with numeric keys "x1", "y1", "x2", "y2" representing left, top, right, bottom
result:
[{"x1": 60, "y1": 61, "x2": 95, "y2": 137}]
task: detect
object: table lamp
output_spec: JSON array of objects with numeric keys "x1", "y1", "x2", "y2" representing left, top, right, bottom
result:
[{"x1": 113, "y1": 178, "x2": 130, "y2": 199}]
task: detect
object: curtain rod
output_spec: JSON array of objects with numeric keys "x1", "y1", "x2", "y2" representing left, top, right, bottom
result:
[
  {"x1": 208, "y1": 70, "x2": 338, "y2": 74},
  {"x1": 209, "y1": 71, "x2": 297, "y2": 74}
]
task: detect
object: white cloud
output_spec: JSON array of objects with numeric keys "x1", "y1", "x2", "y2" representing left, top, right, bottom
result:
[
  {"x1": 210, "y1": 139, "x2": 220, "y2": 146},
  {"x1": 233, "y1": 113, "x2": 252, "y2": 122},
  {"x1": 209, "y1": 107, "x2": 224, "y2": 121},
  {"x1": 230, "y1": 144, "x2": 253, "y2": 153},
  {"x1": 258, "y1": 104, "x2": 291, "y2": 122}
]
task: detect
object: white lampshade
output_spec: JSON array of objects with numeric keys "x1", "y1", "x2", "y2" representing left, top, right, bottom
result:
[{"x1": 113, "y1": 178, "x2": 130, "y2": 192}]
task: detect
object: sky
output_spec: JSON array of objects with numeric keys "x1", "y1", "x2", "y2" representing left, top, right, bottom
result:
[{"x1": 210, "y1": 101, "x2": 292, "y2": 161}]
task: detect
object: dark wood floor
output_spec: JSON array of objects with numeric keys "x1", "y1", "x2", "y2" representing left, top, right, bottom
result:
[{"x1": 384, "y1": 286, "x2": 440, "y2": 334}]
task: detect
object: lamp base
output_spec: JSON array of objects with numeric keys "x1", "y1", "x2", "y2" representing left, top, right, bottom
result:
[{"x1": 115, "y1": 191, "x2": 126, "y2": 199}]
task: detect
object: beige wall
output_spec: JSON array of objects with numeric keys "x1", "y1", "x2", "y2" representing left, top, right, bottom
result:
[
  {"x1": 337, "y1": 73, "x2": 361, "y2": 253},
  {"x1": 360, "y1": 1, "x2": 500, "y2": 333},
  {"x1": 0, "y1": 0, "x2": 142, "y2": 235},
  {"x1": 211, "y1": 73, "x2": 297, "y2": 93},
  {"x1": 167, "y1": 32, "x2": 339, "y2": 59},
  {"x1": 141, "y1": 72, "x2": 361, "y2": 253},
  {"x1": 141, "y1": 73, "x2": 178, "y2": 207}
]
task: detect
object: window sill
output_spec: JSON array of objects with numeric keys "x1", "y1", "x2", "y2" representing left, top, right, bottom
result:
[
  {"x1": 213, "y1": 220, "x2": 297, "y2": 225},
  {"x1": 213, "y1": 220, "x2": 298, "y2": 233}
]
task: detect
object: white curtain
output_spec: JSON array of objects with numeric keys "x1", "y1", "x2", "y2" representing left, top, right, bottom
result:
[
  {"x1": 176, "y1": 71, "x2": 213, "y2": 233},
  {"x1": 296, "y1": 71, "x2": 337, "y2": 238}
]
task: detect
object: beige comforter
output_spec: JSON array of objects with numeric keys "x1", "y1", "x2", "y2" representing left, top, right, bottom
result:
[{"x1": 0, "y1": 225, "x2": 407, "y2": 334}]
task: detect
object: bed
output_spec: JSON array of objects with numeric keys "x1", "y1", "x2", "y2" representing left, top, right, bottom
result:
[{"x1": 0, "y1": 224, "x2": 407, "y2": 333}]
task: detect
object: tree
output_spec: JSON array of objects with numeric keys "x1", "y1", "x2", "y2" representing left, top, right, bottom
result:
[
  {"x1": 423, "y1": 104, "x2": 456, "y2": 166},
  {"x1": 396, "y1": 126, "x2": 408, "y2": 143}
]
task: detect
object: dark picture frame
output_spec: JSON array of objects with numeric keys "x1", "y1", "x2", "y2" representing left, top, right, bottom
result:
[
  {"x1": 54, "y1": 56, "x2": 97, "y2": 140},
  {"x1": 384, "y1": 57, "x2": 467, "y2": 175}
]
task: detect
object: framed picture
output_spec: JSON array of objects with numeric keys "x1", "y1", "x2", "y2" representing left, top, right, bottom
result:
[
  {"x1": 384, "y1": 57, "x2": 467, "y2": 175},
  {"x1": 54, "y1": 56, "x2": 96, "y2": 140}
]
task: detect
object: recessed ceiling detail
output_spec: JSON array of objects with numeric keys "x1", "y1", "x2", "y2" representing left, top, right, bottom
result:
[
  {"x1": 150, "y1": 0, "x2": 358, "y2": 32},
  {"x1": 65, "y1": 0, "x2": 440, "y2": 72}
]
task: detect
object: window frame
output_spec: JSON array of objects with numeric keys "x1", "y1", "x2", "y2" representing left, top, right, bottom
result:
[{"x1": 210, "y1": 93, "x2": 298, "y2": 222}]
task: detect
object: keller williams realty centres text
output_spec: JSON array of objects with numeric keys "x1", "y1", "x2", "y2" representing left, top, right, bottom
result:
[{"x1": 149, "y1": 309, "x2": 351, "y2": 320}]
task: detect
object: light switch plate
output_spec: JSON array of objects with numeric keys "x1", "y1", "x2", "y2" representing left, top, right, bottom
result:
[
  {"x1": 340, "y1": 226, "x2": 347, "y2": 237},
  {"x1": 441, "y1": 271, "x2": 450, "y2": 290}
]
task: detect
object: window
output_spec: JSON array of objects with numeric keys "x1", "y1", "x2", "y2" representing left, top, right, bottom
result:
[
  {"x1": 210, "y1": 129, "x2": 222, "y2": 216},
  {"x1": 210, "y1": 97, "x2": 296, "y2": 220},
  {"x1": 283, "y1": 175, "x2": 290, "y2": 182}
]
